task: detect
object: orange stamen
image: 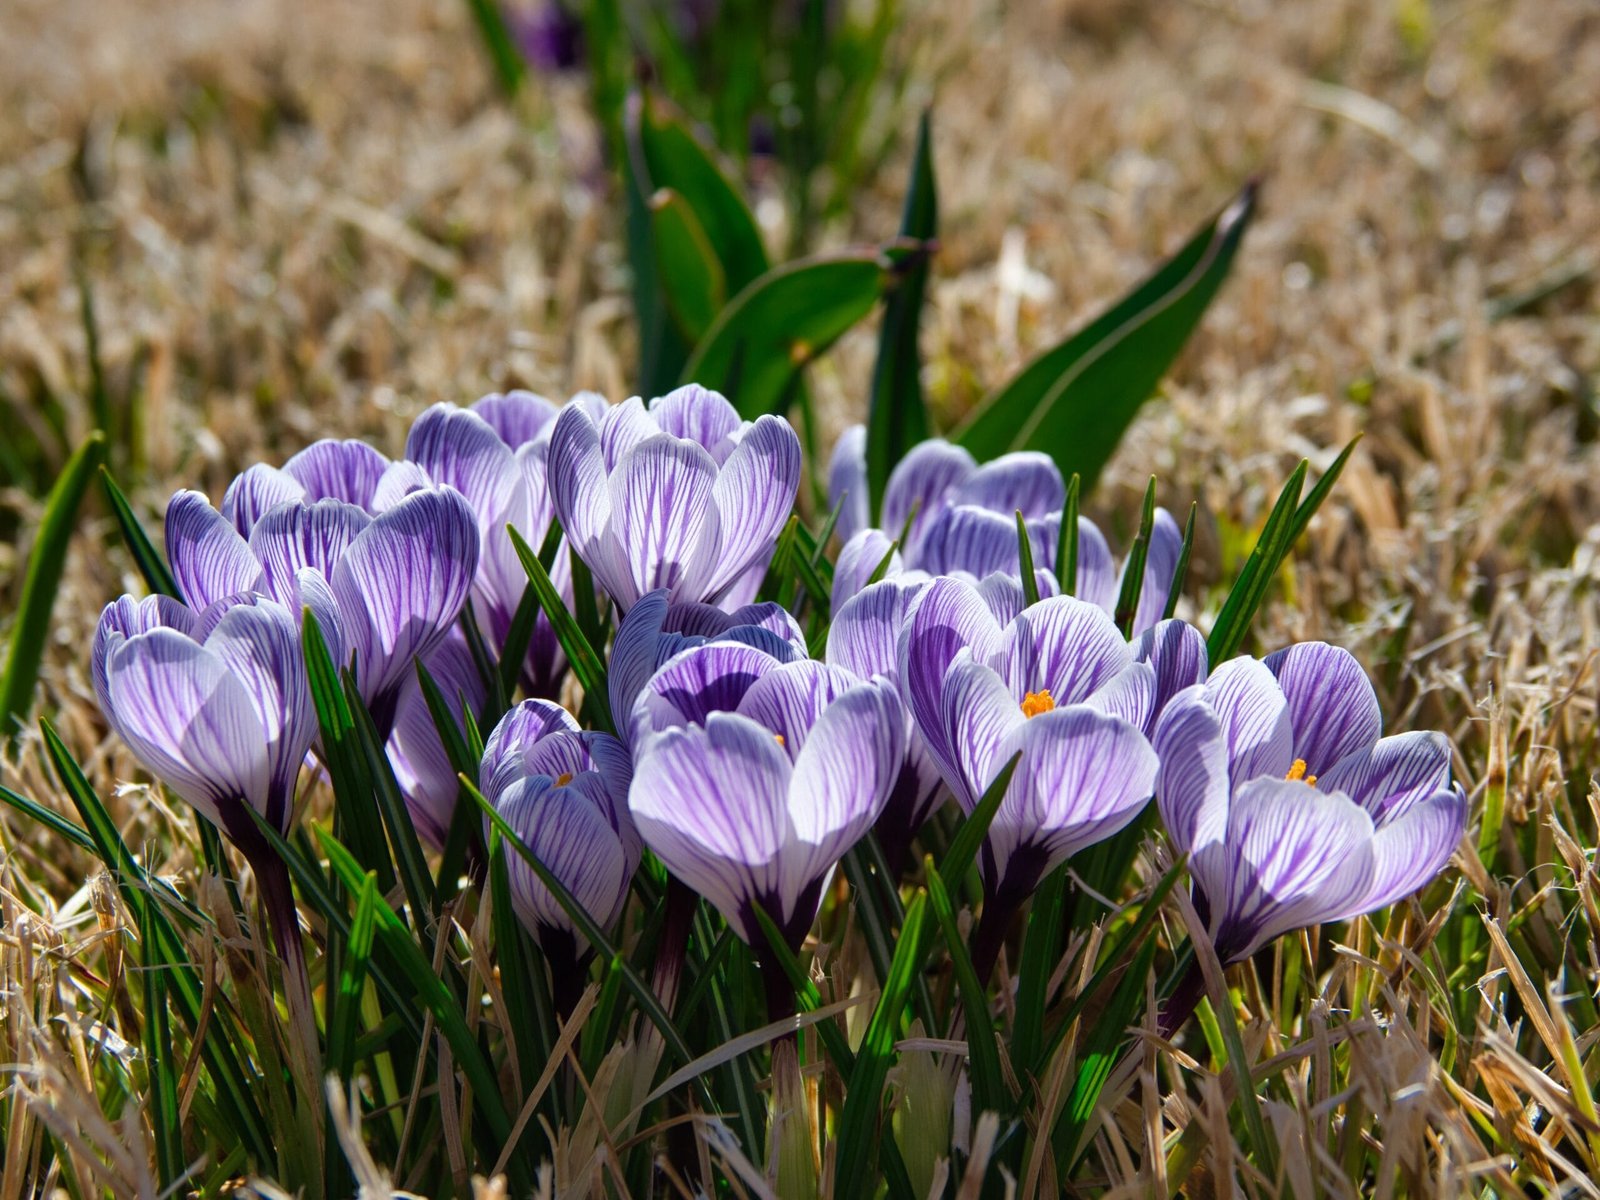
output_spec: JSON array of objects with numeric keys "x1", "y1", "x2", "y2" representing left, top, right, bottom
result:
[
  {"x1": 1020, "y1": 690, "x2": 1056, "y2": 719},
  {"x1": 555, "y1": 772, "x2": 574, "y2": 787},
  {"x1": 1284, "y1": 759, "x2": 1317, "y2": 786}
]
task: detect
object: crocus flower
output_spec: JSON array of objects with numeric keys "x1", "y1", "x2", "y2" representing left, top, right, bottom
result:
[
  {"x1": 608, "y1": 587, "x2": 807, "y2": 744},
  {"x1": 376, "y1": 395, "x2": 570, "y2": 696},
  {"x1": 164, "y1": 485, "x2": 478, "y2": 732},
  {"x1": 222, "y1": 439, "x2": 391, "y2": 536},
  {"x1": 547, "y1": 384, "x2": 802, "y2": 612},
  {"x1": 1153, "y1": 642, "x2": 1467, "y2": 967},
  {"x1": 629, "y1": 663, "x2": 906, "y2": 953},
  {"x1": 93, "y1": 592, "x2": 315, "y2": 851},
  {"x1": 826, "y1": 578, "x2": 945, "y2": 870},
  {"x1": 482, "y1": 700, "x2": 637, "y2": 966},
  {"x1": 898, "y1": 577, "x2": 1159, "y2": 925},
  {"x1": 387, "y1": 634, "x2": 488, "y2": 849}
]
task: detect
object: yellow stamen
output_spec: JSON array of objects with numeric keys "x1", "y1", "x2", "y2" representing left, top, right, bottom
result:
[
  {"x1": 774, "y1": 733, "x2": 786, "y2": 747},
  {"x1": 555, "y1": 772, "x2": 574, "y2": 787},
  {"x1": 1284, "y1": 759, "x2": 1317, "y2": 786},
  {"x1": 1020, "y1": 690, "x2": 1056, "y2": 719}
]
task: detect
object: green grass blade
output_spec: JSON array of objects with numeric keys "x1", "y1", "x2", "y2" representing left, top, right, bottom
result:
[
  {"x1": 1056, "y1": 473, "x2": 1081, "y2": 595},
  {"x1": 650, "y1": 188, "x2": 728, "y2": 342},
  {"x1": 138, "y1": 897, "x2": 184, "y2": 1191},
  {"x1": 328, "y1": 871, "x2": 379, "y2": 1084},
  {"x1": 99, "y1": 467, "x2": 182, "y2": 600},
  {"x1": 1113, "y1": 478, "x2": 1158, "y2": 637},
  {"x1": 488, "y1": 836, "x2": 560, "y2": 1131},
  {"x1": 460, "y1": 0, "x2": 525, "y2": 96},
  {"x1": 497, "y1": 583, "x2": 540, "y2": 699},
  {"x1": 941, "y1": 751, "x2": 1021, "y2": 889},
  {"x1": 1205, "y1": 461, "x2": 1307, "y2": 664},
  {"x1": 835, "y1": 892, "x2": 929, "y2": 1195},
  {"x1": 508, "y1": 525, "x2": 612, "y2": 733},
  {"x1": 2, "y1": 431, "x2": 104, "y2": 736},
  {"x1": 1016, "y1": 510, "x2": 1041, "y2": 607},
  {"x1": 1164, "y1": 502, "x2": 1198, "y2": 620},
  {"x1": 866, "y1": 109, "x2": 937, "y2": 519},
  {"x1": 924, "y1": 860, "x2": 1007, "y2": 1119},
  {"x1": 0, "y1": 782, "x2": 97, "y2": 853},
  {"x1": 955, "y1": 182, "x2": 1255, "y2": 491},
  {"x1": 1010, "y1": 861, "x2": 1068, "y2": 1080}
]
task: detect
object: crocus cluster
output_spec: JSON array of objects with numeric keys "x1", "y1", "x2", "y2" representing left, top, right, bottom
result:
[{"x1": 92, "y1": 386, "x2": 1467, "y2": 1019}]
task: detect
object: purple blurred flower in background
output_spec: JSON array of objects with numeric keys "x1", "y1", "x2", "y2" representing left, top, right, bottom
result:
[
  {"x1": 1153, "y1": 642, "x2": 1466, "y2": 968},
  {"x1": 93, "y1": 592, "x2": 315, "y2": 850},
  {"x1": 899, "y1": 576, "x2": 1160, "y2": 974},
  {"x1": 482, "y1": 699, "x2": 637, "y2": 1005},
  {"x1": 507, "y1": 1, "x2": 585, "y2": 73},
  {"x1": 164, "y1": 485, "x2": 478, "y2": 732},
  {"x1": 629, "y1": 662, "x2": 905, "y2": 960},
  {"x1": 548, "y1": 385, "x2": 801, "y2": 613}
]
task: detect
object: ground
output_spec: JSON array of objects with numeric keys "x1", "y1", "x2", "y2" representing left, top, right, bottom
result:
[{"x1": 3, "y1": 0, "x2": 1599, "y2": 1194}]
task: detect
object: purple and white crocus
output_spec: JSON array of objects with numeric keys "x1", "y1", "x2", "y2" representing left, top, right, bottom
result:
[
  {"x1": 164, "y1": 484, "x2": 479, "y2": 733},
  {"x1": 547, "y1": 385, "x2": 802, "y2": 613},
  {"x1": 629, "y1": 652, "x2": 906, "y2": 960},
  {"x1": 482, "y1": 699, "x2": 637, "y2": 1007},
  {"x1": 899, "y1": 576, "x2": 1162, "y2": 977},
  {"x1": 1153, "y1": 642, "x2": 1467, "y2": 970}
]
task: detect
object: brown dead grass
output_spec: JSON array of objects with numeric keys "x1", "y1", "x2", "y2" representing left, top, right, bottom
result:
[{"x1": 3, "y1": 0, "x2": 1599, "y2": 1194}]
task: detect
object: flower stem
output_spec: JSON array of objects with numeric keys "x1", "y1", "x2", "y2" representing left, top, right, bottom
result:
[
  {"x1": 971, "y1": 897, "x2": 1018, "y2": 987},
  {"x1": 1158, "y1": 957, "x2": 1207, "y2": 1041},
  {"x1": 651, "y1": 877, "x2": 697, "y2": 1015},
  {"x1": 249, "y1": 850, "x2": 324, "y2": 1133}
]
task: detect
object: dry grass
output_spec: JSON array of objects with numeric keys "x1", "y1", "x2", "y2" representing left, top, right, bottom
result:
[{"x1": 3, "y1": 0, "x2": 1599, "y2": 1194}]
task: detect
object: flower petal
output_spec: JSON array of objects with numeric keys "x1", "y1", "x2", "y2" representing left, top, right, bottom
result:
[
  {"x1": 629, "y1": 713, "x2": 792, "y2": 943},
  {"x1": 222, "y1": 465, "x2": 306, "y2": 535},
  {"x1": 705, "y1": 414, "x2": 802, "y2": 600},
  {"x1": 827, "y1": 424, "x2": 869, "y2": 546},
  {"x1": 389, "y1": 635, "x2": 487, "y2": 848},
  {"x1": 1203, "y1": 656, "x2": 1294, "y2": 783},
  {"x1": 783, "y1": 679, "x2": 906, "y2": 917},
  {"x1": 201, "y1": 595, "x2": 315, "y2": 831},
  {"x1": 547, "y1": 404, "x2": 613, "y2": 566},
  {"x1": 1356, "y1": 787, "x2": 1466, "y2": 913},
  {"x1": 938, "y1": 653, "x2": 1024, "y2": 810},
  {"x1": 1151, "y1": 685, "x2": 1229, "y2": 856},
  {"x1": 882, "y1": 439, "x2": 975, "y2": 559},
  {"x1": 105, "y1": 630, "x2": 269, "y2": 838},
  {"x1": 330, "y1": 488, "x2": 480, "y2": 708},
  {"x1": 917, "y1": 504, "x2": 1032, "y2": 580},
  {"x1": 951, "y1": 451, "x2": 1064, "y2": 519},
  {"x1": 827, "y1": 578, "x2": 923, "y2": 682},
  {"x1": 402, "y1": 404, "x2": 521, "y2": 535},
  {"x1": 93, "y1": 594, "x2": 198, "y2": 718},
  {"x1": 282, "y1": 439, "x2": 390, "y2": 508},
  {"x1": 471, "y1": 390, "x2": 560, "y2": 448},
  {"x1": 631, "y1": 640, "x2": 786, "y2": 743},
  {"x1": 650, "y1": 384, "x2": 744, "y2": 460},
  {"x1": 1071, "y1": 517, "x2": 1118, "y2": 613},
  {"x1": 1082, "y1": 660, "x2": 1155, "y2": 731},
  {"x1": 1132, "y1": 618, "x2": 1209, "y2": 733},
  {"x1": 898, "y1": 576, "x2": 1007, "y2": 791},
  {"x1": 1207, "y1": 777, "x2": 1375, "y2": 963},
  {"x1": 1128, "y1": 507, "x2": 1184, "y2": 636},
  {"x1": 499, "y1": 774, "x2": 634, "y2": 944},
  {"x1": 1317, "y1": 730, "x2": 1453, "y2": 823},
  {"x1": 736, "y1": 660, "x2": 860, "y2": 758},
  {"x1": 599, "y1": 395, "x2": 657, "y2": 471},
  {"x1": 996, "y1": 594, "x2": 1132, "y2": 706},
  {"x1": 986, "y1": 705, "x2": 1156, "y2": 903},
  {"x1": 166, "y1": 490, "x2": 264, "y2": 611},
  {"x1": 831, "y1": 527, "x2": 901, "y2": 610},
  {"x1": 719, "y1": 602, "x2": 809, "y2": 656},
  {"x1": 608, "y1": 433, "x2": 722, "y2": 606},
  {"x1": 1264, "y1": 641, "x2": 1383, "y2": 775},
  {"x1": 481, "y1": 698, "x2": 582, "y2": 802},
  {"x1": 248, "y1": 498, "x2": 373, "y2": 606}
]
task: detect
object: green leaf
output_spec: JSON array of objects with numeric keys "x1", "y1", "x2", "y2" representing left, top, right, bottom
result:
[
  {"x1": 1010, "y1": 861, "x2": 1068, "y2": 1082},
  {"x1": 941, "y1": 751, "x2": 1021, "y2": 889},
  {"x1": 1113, "y1": 478, "x2": 1158, "y2": 637},
  {"x1": 99, "y1": 466, "x2": 182, "y2": 600},
  {"x1": 866, "y1": 109, "x2": 937, "y2": 519},
  {"x1": 328, "y1": 871, "x2": 379, "y2": 1086},
  {"x1": 138, "y1": 897, "x2": 183, "y2": 1191},
  {"x1": 1056, "y1": 473, "x2": 1081, "y2": 595},
  {"x1": 460, "y1": 0, "x2": 525, "y2": 96},
  {"x1": 629, "y1": 91, "x2": 770, "y2": 296},
  {"x1": 1164, "y1": 503, "x2": 1198, "y2": 621},
  {"x1": 925, "y1": 860, "x2": 1007, "y2": 1118},
  {"x1": 488, "y1": 836, "x2": 561, "y2": 1135},
  {"x1": 683, "y1": 252, "x2": 891, "y2": 419},
  {"x1": 2, "y1": 431, "x2": 104, "y2": 735},
  {"x1": 835, "y1": 892, "x2": 929, "y2": 1196},
  {"x1": 508, "y1": 525, "x2": 613, "y2": 732},
  {"x1": 0, "y1": 782, "x2": 97, "y2": 853},
  {"x1": 650, "y1": 188, "x2": 728, "y2": 342},
  {"x1": 955, "y1": 182, "x2": 1256, "y2": 490},
  {"x1": 1016, "y1": 510, "x2": 1041, "y2": 608}
]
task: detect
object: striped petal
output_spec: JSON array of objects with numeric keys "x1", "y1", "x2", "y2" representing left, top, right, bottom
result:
[
  {"x1": 1203, "y1": 777, "x2": 1376, "y2": 963},
  {"x1": 1357, "y1": 787, "x2": 1466, "y2": 913},
  {"x1": 165, "y1": 490, "x2": 263, "y2": 611},
  {"x1": 898, "y1": 576, "x2": 1007, "y2": 792},
  {"x1": 736, "y1": 660, "x2": 860, "y2": 759},
  {"x1": 1204, "y1": 656, "x2": 1294, "y2": 783},
  {"x1": 882, "y1": 439, "x2": 975, "y2": 559},
  {"x1": 827, "y1": 577, "x2": 923, "y2": 683},
  {"x1": 705, "y1": 414, "x2": 801, "y2": 600},
  {"x1": 1071, "y1": 517, "x2": 1118, "y2": 613},
  {"x1": 1318, "y1": 730, "x2": 1453, "y2": 823},
  {"x1": 1264, "y1": 641, "x2": 1382, "y2": 776},
  {"x1": 630, "y1": 640, "x2": 786, "y2": 743},
  {"x1": 498, "y1": 773, "x2": 635, "y2": 945},
  {"x1": 547, "y1": 404, "x2": 613, "y2": 567},
  {"x1": 629, "y1": 713, "x2": 792, "y2": 944},
  {"x1": 93, "y1": 594, "x2": 198, "y2": 718},
  {"x1": 996, "y1": 594, "x2": 1132, "y2": 706},
  {"x1": 222, "y1": 465, "x2": 306, "y2": 535},
  {"x1": 951, "y1": 451, "x2": 1064, "y2": 519},
  {"x1": 481, "y1": 698, "x2": 582, "y2": 802},
  {"x1": 282, "y1": 439, "x2": 390, "y2": 508},
  {"x1": 827, "y1": 424, "x2": 869, "y2": 545},
  {"x1": 248, "y1": 498, "x2": 372, "y2": 606},
  {"x1": 598, "y1": 395, "x2": 657, "y2": 470},
  {"x1": 939, "y1": 653, "x2": 1024, "y2": 810},
  {"x1": 650, "y1": 384, "x2": 744, "y2": 461},
  {"x1": 1132, "y1": 618, "x2": 1209, "y2": 733},
  {"x1": 1127, "y1": 507, "x2": 1184, "y2": 636},
  {"x1": 918, "y1": 504, "x2": 1054, "y2": 580},
  {"x1": 1151, "y1": 685, "x2": 1230, "y2": 856},
  {"x1": 608, "y1": 433, "x2": 722, "y2": 606},
  {"x1": 402, "y1": 404, "x2": 520, "y2": 533},
  {"x1": 388, "y1": 635, "x2": 487, "y2": 848},
  {"x1": 471, "y1": 390, "x2": 560, "y2": 448},
  {"x1": 831, "y1": 527, "x2": 901, "y2": 609}
]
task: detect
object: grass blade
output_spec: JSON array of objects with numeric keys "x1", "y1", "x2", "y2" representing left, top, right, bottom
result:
[
  {"x1": 925, "y1": 859, "x2": 1008, "y2": 1119},
  {"x1": 1056, "y1": 473, "x2": 1081, "y2": 595},
  {"x1": 1016, "y1": 510, "x2": 1041, "y2": 608},
  {"x1": 1205, "y1": 461, "x2": 1307, "y2": 664},
  {"x1": 508, "y1": 525, "x2": 612, "y2": 732},
  {"x1": 99, "y1": 467, "x2": 182, "y2": 600},
  {"x1": 2, "y1": 430, "x2": 104, "y2": 736},
  {"x1": 1113, "y1": 478, "x2": 1157, "y2": 637},
  {"x1": 941, "y1": 751, "x2": 1021, "y2": 890},
  {"x1": 460, "y1": 0, "x2": 525, "y2": 96}
]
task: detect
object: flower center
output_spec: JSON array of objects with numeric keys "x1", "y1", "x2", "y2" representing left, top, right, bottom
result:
[
  {"x1": 1020, "y1": 690, "x2": 1056, "y2": 719},
  {"x1": 774, "y1": 733, "x2": 786, "y2": 747},
  {"x1": 1284, "y1": 759, "x2": 1317, "y2": 787},
  {"x1": 555, "y1": 772, "x2": 574, "y2": 787}
]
